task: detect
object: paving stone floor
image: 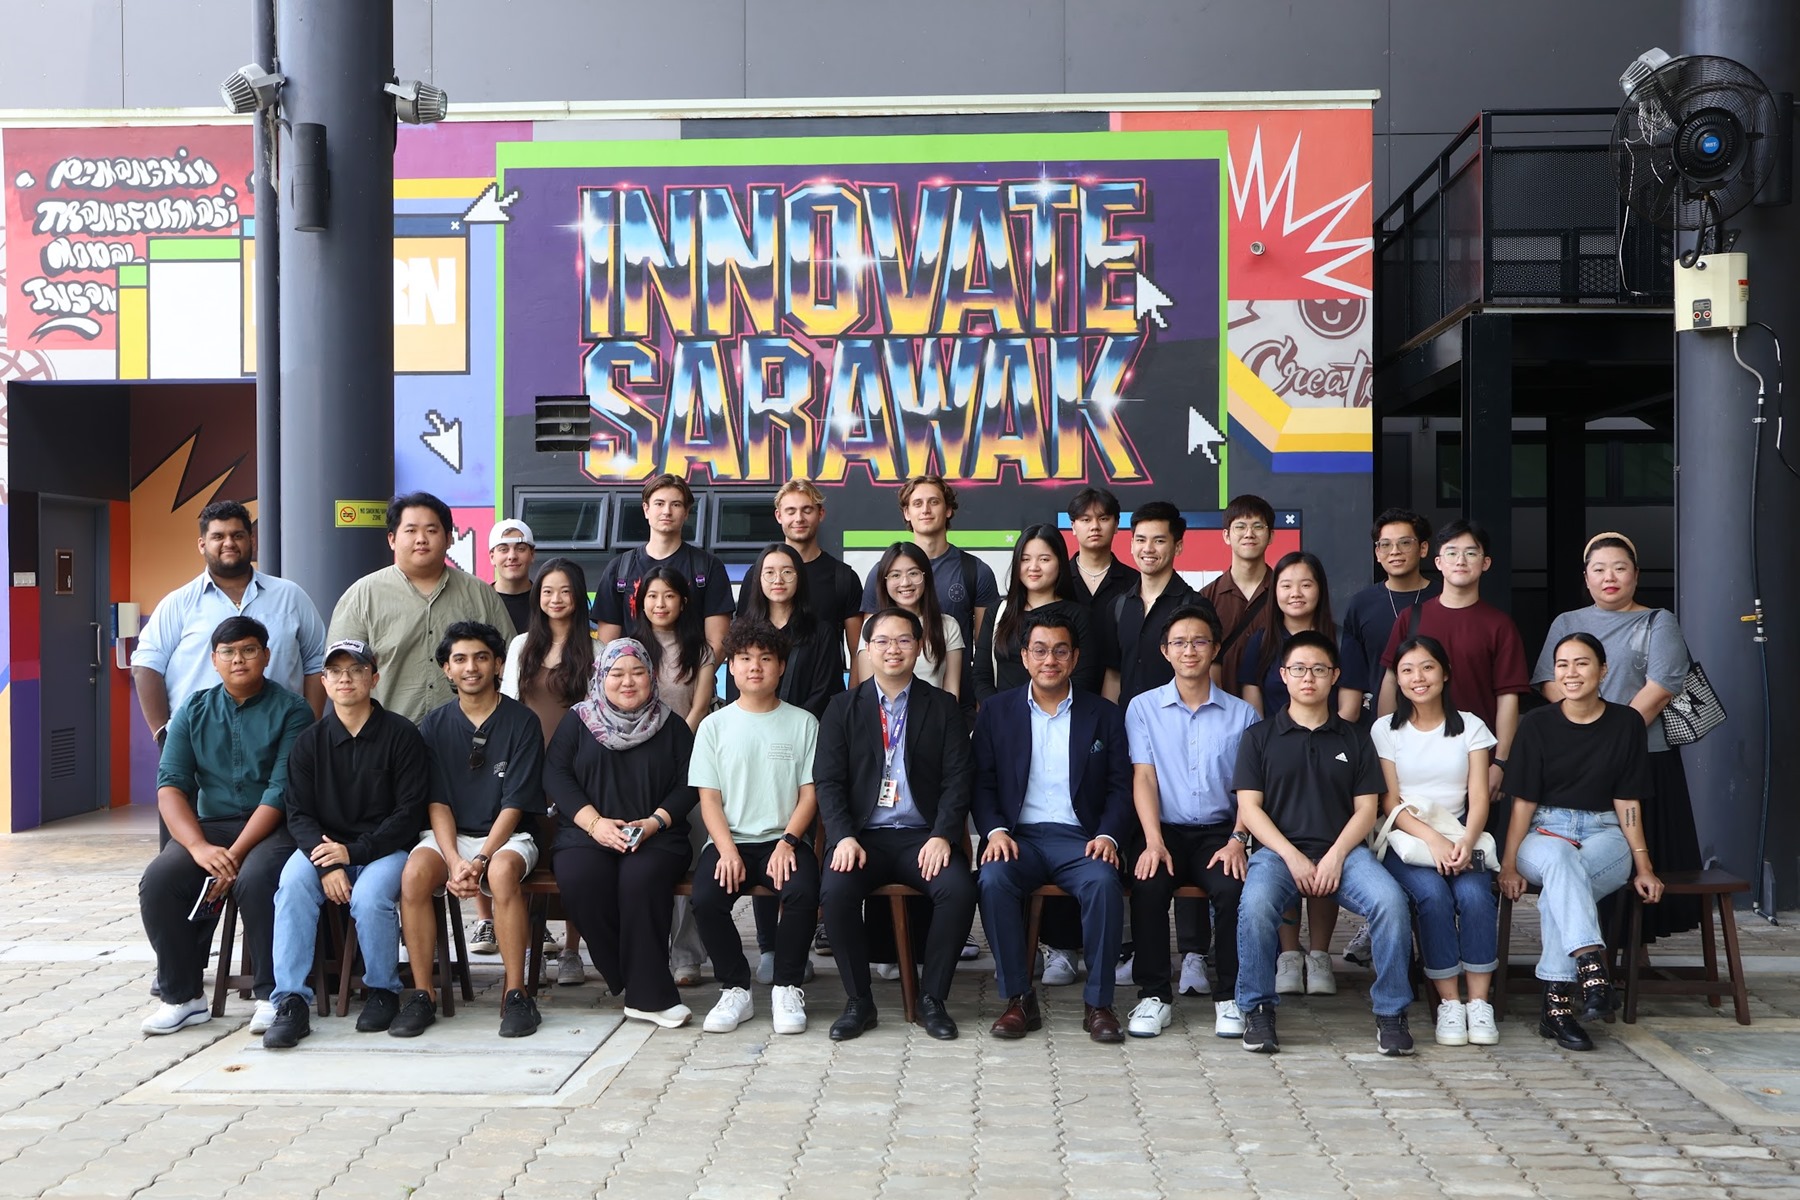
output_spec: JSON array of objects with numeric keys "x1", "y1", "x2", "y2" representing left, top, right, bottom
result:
[{"x1": 4, "y1": 805, "x2": 1800, "y2": 1199}]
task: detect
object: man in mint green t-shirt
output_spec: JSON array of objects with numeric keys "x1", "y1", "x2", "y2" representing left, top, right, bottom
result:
[{"x1": 690, "y1": 619, "x2": 820, "y2": 1036}]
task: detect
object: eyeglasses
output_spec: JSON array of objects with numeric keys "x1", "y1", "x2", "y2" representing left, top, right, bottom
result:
[
  {"x1": 1165, "y1": 637, "x2": 1215, "y2": 652},
  {"x1": 323, "y1": 665, "x2": 371, "y2": 681},
  {"x1": 1281, "y1": 664, "x2": 1335, "y2": 680},
  {"x1": 1374, "y1": 538, "x2": 1418, "y2": 553},
  {"x1": 469, "y1": 732, "x2": 489, "y2": 771},
  {"x1": 868, "y1": 636, "x2": 917, "y2": 650},
  {"x1": 884, "y1": 569, "x2": 925, "y2": 584},
  {"x1": 761, "y1": 568, "x2": 798, "y2": 581},
  {"x1": 212, "y1": 645, "x2": 263, "y2": 661},
  {"x1": 1440, "y1": 548, "x2": 1485, "y2": 561},
  {"x1": 1228, "y1": 521, "x2": 1270, "y2": 535},
  {"x1": 1024, "y1": 644, "x2": 1074, "y2": 661}
]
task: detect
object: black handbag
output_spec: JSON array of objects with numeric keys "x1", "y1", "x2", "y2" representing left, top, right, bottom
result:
[{"x1": 1638, "y1": 610, "x2": 1726, "y2": 746}]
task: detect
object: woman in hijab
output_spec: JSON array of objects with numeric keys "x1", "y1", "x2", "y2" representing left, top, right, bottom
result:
[{"x1": 546, "y1": 638, "x2": 699, "y2": 1029}]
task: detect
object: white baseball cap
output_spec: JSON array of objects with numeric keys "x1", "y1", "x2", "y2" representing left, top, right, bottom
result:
[{"x1": 488, "y1": 518, "x2": 534, "y2": 550}]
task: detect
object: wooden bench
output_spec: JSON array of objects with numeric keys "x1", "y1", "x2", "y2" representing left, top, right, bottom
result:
[
  {"x1": 1023, "y1": 882, "x2": 1210, "y2": 972},
  {"x1": 1494, "y1": 881, "x2": 1627, "y2": 1020},
  {"x1": 1622, "y1": 868, "x2": 1751, "y2": 1025}
]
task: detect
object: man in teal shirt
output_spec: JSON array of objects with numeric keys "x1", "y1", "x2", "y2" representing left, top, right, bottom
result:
[{"x1": 138, "y1": 615, "x2": 314, "y2": 1037}]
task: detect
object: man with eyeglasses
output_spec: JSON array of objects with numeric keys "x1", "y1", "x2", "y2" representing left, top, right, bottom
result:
[
  {"x1": 814, "y1": 607, "x2": 976, "y2": 1041},
  {"x1": 974, "y1": 610, "x2": 1133, "y2": 1043},
  {"x1": 1123, "y1": 605, "x2": 1260, "y2": 1039},
  {"x1": 1233, "y1": 631, "x2": 1415, "y2": 1056},
  {"x1": 396, "y1": 622, "x2": 546, "y2": 1039},
  {"x1": 260, "y1": 640, "x2": 429, "y2": 1048},
  {"x1": 1339, "y1": 509, "x2": 1438, "y2": 723},
  {"x1": 1198, "y1": 494, "x2": 1277, "y2": 700},
  {"x1": 1376, "y1": 519, "x2": 1529, "y2": 811},
  {"x1": 137, "y1": 616, "x2": 313, "y2": 1037}
]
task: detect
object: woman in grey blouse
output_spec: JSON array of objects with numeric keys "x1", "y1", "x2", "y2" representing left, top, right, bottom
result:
[{"x1": 1531, "y1": 532, "x2": 1701, "y2": 942}]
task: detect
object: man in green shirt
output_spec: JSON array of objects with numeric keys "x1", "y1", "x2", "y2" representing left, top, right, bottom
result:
[{"x1": 138, "y1": 615, "x2": 314, "y2": 1037}]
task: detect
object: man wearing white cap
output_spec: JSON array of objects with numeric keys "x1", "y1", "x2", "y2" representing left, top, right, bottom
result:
[{"x1": 489, "y1": 519, "x2": 537, "y2": 639}]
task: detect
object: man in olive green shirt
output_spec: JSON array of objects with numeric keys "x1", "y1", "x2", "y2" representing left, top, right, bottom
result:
[{"x1": 327, "y1": 492, "x2": 514, "y2": 724}]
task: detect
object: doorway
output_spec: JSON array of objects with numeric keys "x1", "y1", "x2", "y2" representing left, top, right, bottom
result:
[{"x1": 38, "y1": 497, "x2": 109, "y2": 822}]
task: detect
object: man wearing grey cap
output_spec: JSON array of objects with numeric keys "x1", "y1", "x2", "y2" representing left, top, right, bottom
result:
[
  {"x1": 261, "y1": 639, "x2": 431, "y2": 1048},
  {"x1": 489, "y1": 518, "x2": 537, "y2": 639}
]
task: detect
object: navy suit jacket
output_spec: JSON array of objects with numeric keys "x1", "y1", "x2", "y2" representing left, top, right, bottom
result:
[{"x1": 970, "y1": 685, "x2": 1133, "y2": 848}]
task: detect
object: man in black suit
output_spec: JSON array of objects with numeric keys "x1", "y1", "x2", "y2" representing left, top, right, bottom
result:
[
  {"x1": 973, "y1": 610, "x2": 1133, "y2": 1043},
  {"x1": 815, "y1": 607, "x2": 976, "y2": 1042}
]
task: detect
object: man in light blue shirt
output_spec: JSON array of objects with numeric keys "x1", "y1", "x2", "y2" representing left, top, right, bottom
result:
[
  {"x1": 132, "y1": 499, "x2": 326, "y2": 750},
  {"x1": 1124, "y1": 604, "x2": 1260, "y2": 1039}
]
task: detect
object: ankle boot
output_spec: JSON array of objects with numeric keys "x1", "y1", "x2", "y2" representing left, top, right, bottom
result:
[
  {"x1": 1575, "y1": 949, "x2": 1618, "y2": 1021},
  {"x1": 1538, "y1": 982, "x2": 1594, "y2": 1051}
]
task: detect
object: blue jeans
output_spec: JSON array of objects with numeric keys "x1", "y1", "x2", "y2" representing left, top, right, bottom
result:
[
  {"x1": 1515, "y1": 806, "x2": 1631, "y2": 982},
  {"x1": 1237, "y1": 845, "x2": 1413, "y2": 1017},
  {"x1": 271, "y1": 849, "x2": 408, "y2": 1004},
  {"x1": 1381, "y1": 853, "x2": 1498, "y2": 979},
  {"x1": 978, "y1": 823, "x2": 1124, "y2": 1008}
]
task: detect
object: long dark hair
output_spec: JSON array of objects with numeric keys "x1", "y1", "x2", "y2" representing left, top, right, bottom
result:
[
  {"x1": 1388, "y1": 634, "x2": 1465, "y2": 737},
  {"x1": 517, "y1": 557, "x2": 593, "y2": 708},
  {"x1": 873, "y1": 541, "x2": 948, "y2": 665},
  {"x1": 1253, "y1": 550, "x2": 1339, "y2": 681},
  {"x1": 630, "y1": 566, "x2": 706, "y2": 683},
  {"x1": 996, "y1": 524, "x2": 1073, "y2": 653},
  {"x1": 738, "y1": 543, "x2": 819, "y2": 642}
]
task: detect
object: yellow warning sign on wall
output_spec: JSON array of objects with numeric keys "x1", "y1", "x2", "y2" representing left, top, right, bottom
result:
[{"x1": 334, "y1": 501, "x2": 389, "y2": 529}]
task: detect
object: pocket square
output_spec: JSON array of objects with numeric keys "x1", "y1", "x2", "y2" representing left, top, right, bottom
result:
[{"x1": 1090, "y1": 739, "x2": 1105, "y2": 753}]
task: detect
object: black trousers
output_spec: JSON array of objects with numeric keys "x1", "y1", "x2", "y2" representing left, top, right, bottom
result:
[
  {"x1": 139, "y1": 817, "x2": 295, "y2": 1003},
  {"x1": 821, "y1": 827, "x2": 977, "y2": 1002},
  {"x1": 553, "y1": 839, "x2": 687, "y2": 1012},
  {"x1": 1130, "y1": 822, "x2": 1242, "y2": 1001},
  {"x1": 691, "y1": 840, "x2": 819, "y2": 989}
]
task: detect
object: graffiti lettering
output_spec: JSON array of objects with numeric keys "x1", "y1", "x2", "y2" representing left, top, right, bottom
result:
[
  {"x1": 47, "y1": 151, "x2": 221, "y2": 192},
  {"x1": 1243, "y1": 334, "x2": 1374, "y2": 408},
  {"x1": 34, "y1": 192, "x2": 241, "y2": 236},
  {"x1": 22, "y1": 277, "x2": 117, "y2": 316},
  {"x1": 40, "y1": 237, "x2": 139, "y2": 276}
]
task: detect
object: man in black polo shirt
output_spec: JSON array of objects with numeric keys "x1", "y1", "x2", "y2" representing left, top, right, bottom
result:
[
  {"x1": 396, "y1": 622, "x2": 546, "y2": 1039},
  {"x1": 262, "y1": 639, "x2": 430, "y2": 1048},
  {"x1": 593, "y1": 473, "x2": 736, "y2": 657},
  {"x1": 1099, "y1": 500, "x2": 1207, "y2": 706},
  {"x1": 1231, "y1": 630, "x2": 1415, "y2": 1057}
]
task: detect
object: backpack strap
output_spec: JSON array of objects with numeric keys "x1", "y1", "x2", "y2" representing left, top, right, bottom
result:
[{"x1": 1218, "y1": 590, "x2": 1270, "y2": 655}]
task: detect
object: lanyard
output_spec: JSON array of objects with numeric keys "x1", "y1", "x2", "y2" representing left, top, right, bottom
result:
[{"x1": 879, "y1": 697, "x2": 907, "y2": 778}]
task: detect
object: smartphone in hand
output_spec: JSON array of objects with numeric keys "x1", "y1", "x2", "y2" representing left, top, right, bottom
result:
[{"x1": 622, "y1": 824, "x2": 644, "y2": 849}]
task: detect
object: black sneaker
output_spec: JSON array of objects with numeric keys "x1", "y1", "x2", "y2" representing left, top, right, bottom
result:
[
  {"x1": 500, "y1": 987, "x2": 542, "y2": 1038},
  {"x1": 1377, "y1": 1012, "x2": 1416, "y2": 1056},
  {"x1": 812, "y1": 923, "x2": 833, "y2": 957},
  {"x1": 1241, "y1": 1003, "x2": 1279, "y2": 1053},
  {"x1": 356, "y1": 988, "x2": 400, "y2": 1033},
  {"x1": 388, "y1": 989, "x2": 437, "y2": 1038},
  {"x1": 261, "y1": 995, "x2": 311, "y2": 1050}
]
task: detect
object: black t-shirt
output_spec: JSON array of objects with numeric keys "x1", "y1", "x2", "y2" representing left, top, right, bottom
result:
[
  {"x1": 495, "y1": 587, "x2": 533, "y2": 639},
  {"x1": 1095, "y1": 576, "x2": 1203, "y2": 704},
  {"x1": 1069, "y1": 557, "x2": 1140, "y2": 614},
  {"x1": 1504, "y1": 700, "x2": 1651, "y2": 814},
  {"x1": 739, "y1": 549, "x2": 863, "y2": 633},
  {"x1": 419, "y1": 695, "x2": 547, "y2": 834},
  {"x1": 593, "y1": 543, "x2": 736, "y2": 628},
  {"x1": 1338, "y1": 580, "x2": 1438, "y2": 696},
  {"x1": 1232, "y1": 708, "x2": 1384, "y2": 858}
]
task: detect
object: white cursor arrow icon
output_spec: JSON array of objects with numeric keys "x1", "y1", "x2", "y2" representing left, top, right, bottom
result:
[
  {"x1": 446, "y1": 526, "x2": 476, "y2": 574},
  {"x1": 1134, "y1": 271, "x2": 1175, "y2": 329},
  {"x1": 421, "y1": 409, "x2": 463, "y2": 473},
  {"x1": 1188, "y1": 407, "x2": 1226, "y2": 465},
  {"x1": 462, "y1": 182, "x2": 520, "y2": 224}
]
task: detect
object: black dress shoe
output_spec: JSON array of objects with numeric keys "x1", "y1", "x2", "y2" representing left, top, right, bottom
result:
[
  {"x1": 1538, "y1": 983, "x2": 1594, "y2": 1051},
  {"x1": 919, "y1": 996, "x2": 958, "y2": 1040},
  {"x1": 830, "y1": 996, "x2": 878, "y2": 1041}
]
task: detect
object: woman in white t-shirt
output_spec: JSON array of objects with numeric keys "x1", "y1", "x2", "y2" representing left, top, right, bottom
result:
[
  {"x1": 1372, "y1": 634, "x2": 1500, "y2": 1048},
  {"x1": 855, "y1": 542, "x2": 963, "y2": 697}
]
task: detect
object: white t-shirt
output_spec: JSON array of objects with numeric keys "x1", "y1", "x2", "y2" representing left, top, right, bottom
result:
[
  {"x1": 1369, "y1": 711, "x2": 1497, "y2": 820},
  {"x1": 861, "y1": 614, "x2": 963, "y2": 690}
]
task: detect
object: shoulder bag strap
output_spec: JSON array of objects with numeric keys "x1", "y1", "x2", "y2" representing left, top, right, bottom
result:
[{"x1": 1218, "y1": 590, "x2": 1270, "y2": 654}]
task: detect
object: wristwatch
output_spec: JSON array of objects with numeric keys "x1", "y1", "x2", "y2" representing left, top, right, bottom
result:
[
  {"x1": 781, "y1": 832, "x2": 805, "y2": 851},
  {"x1": 1230, "y1": 831, "x2": 1252, "y2": 847},
  {"x1": 470, "y1": 852, "x2": 490, "y2": 868}
]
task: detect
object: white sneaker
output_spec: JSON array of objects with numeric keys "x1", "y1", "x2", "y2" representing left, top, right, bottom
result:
[
  {"x1": 141, "y1": 998, "x2": 209, "y2": 1036},
  {"x1": 771, "y1": 985, "x2": 807, "y2": 1034},
  {"x1": 1178, "y1": 953, "x2": 1211, "y2": 996},
  {"x1": 1275, "y1": 950, "x2": 1305, "y2": 995},
  {"x1": 1113, "y1": 954, "x2": 1135, "y2": 985},
  {"x1": 555, "y1": 951, "x2": 586, "y2": 987},
  {"x1": 1127, "y1": 997, "x2": 1172, "y2": 1038},
  {"x1": 1343, "y1": 922, "x2": 1373, "y2": 967},
  {"x1": 1465, "y1": 999, "x2": 1499, "y2": 1045},
  {"x1": 248, "y1": 999, "x2": 278, "y2": 1034},
  {"x1": 1435, "y1": 999, "x2": 1470, "y2": 1046},
  {"x1": 703, "y1": 987, "x2": 754, "y2": 1033},
  {"x1": 1042, "y1": 948, "x2": 1078, "y2": 986},
  {"x1": 1214, "y1": 999, "x2": 1245, "y2": 1038},
  {"x1": 1304, "y1": 950, "x2": 1337, "y2": 995},
  {"x1": 623, "y1": 1003, "x2": 692, "y2": 1028},
  {"x1": 872, "y1": 962, "x2": 901, "y2": 981}
]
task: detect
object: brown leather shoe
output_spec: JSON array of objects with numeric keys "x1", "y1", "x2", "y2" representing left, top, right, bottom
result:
[
  {"x1": 1083, "y1": 1003, "x2": 1125, "y2": 1043},
  {"x1": 989, "y1": 991, "x2": 1044, "y2": 1039}
]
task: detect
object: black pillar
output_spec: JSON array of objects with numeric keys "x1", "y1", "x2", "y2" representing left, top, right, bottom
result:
[
  {"x1": 1678, "y1": 0, "x2": 1800, "y2": 911},
  {"x1": 252, "y1": 0, "x2": 279, "y2": 574},
  {"x1": 275, "y1": 0, "x2": 395, "y2": 615},
  {"x1": 1545, "y1": 412, "x2": 1587, "y2": 620},
  {"x1": 1461, "y1": 314, "x2": 1514, "y2": 610}
]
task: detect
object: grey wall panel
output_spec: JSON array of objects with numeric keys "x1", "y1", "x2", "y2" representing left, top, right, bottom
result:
[
  {"x1": 430, "y1": 0, "x2": 747, "y2": 101},
  {"x1": 396, "y1": 0, "x2": 435, "y2": 83},
  {"x1": 682, "y1": 111, "x2": 1106, "y2": 141},
  {"x1": 1387, "y1": 0, "x2": 1679, "y2": 135},
  {"x1": 0, "y1": 0, "x2": 124, "y2": 109},
  {"x1": 1064, "y1": 0, "x2": 1388, "y2": 99},
  {"x1": 745, "y1": 0, "x2": 1064, "y2": 97},
  {"x1": 120, "y1": 1, "x2": 245, "y2": 109}
]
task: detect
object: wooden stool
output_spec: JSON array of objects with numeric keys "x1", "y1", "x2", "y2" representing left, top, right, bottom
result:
[
  {"x1": 208, "y1": 892, "x2": 256, "y2": 1017},
  {"x1": 1023, "y1": 883, "x2": 1208, "y2": 974},
  {"x1": 1495, "y1": 881, "x2": 1628, "y2": 1020},
  {"x1": 400, "y1": 892, "x2": 476, "y2": 1015},
  {"x1": 868, "y1": 885, "x2": 922, "y2": 1024},
  {"x1": 1623, "y1": 868, "x2": 1751, "y2": 1025}
]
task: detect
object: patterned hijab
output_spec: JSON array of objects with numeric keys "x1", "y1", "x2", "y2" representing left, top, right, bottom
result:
[{"x1": 573, "y1": 638, "x2": 671, "y2": 751}]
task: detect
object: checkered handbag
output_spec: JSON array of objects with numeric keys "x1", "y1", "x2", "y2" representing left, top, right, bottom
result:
[{"x1": 1638, "y1": 610, "x2": 1726, "y2": 746}]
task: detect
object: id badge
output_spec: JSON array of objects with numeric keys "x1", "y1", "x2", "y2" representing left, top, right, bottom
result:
[{"x1": 877, "y1": 778, "x2": 900, "y2": 808}]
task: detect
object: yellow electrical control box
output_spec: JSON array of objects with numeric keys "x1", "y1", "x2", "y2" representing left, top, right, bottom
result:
[{"x1": 1673, "y1": 252, "x2": 1749, "y2": 332}]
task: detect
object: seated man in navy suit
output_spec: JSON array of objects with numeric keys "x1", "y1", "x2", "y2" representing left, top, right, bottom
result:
[{"x1": 973, "y1": 610, "x2": 1133, "y2": 1043}]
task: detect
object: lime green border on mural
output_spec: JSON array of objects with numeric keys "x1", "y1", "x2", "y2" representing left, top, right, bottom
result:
[
  {"x1": 492, "y1": 128, "x2": 1232, "y2": 515},
  {"x1": 1216, "y1": 148, "x2": 1230, "y2": 509}
]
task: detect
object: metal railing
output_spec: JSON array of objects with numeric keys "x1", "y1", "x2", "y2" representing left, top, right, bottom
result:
[{"x1": 1375, "y1": 109, "x2": 1672, "y2": 358}]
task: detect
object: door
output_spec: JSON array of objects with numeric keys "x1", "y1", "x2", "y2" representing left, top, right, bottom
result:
[{"x1": 39, "y1": 498, "x2": 107, "y2": 822}]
